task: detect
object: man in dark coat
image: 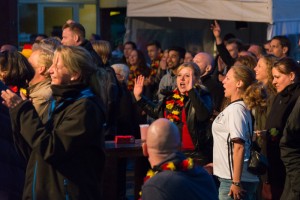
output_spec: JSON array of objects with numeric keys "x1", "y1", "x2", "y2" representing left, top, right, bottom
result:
[
  {"x1": 0, "y1": 81, "x2": 25, "y2": 199},
  {"x1": 141, "y1": 118, "x2": 218, "y2": 200},
  {"x1": 61, "y1": 21, "x2": 119, "y2": 138}
]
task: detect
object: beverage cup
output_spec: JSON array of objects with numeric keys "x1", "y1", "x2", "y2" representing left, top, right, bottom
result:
[{"x1": 139, "y1": 124, "x2": 149, "y2": 142}]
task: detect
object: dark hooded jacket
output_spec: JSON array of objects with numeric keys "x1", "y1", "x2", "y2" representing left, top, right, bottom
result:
[
  {"x1": 0, "y1": 103, "x2": 25, "y2": 198},
  {"x1": 10, "y1": 84, "x2": 106, "y2": 200},
  {"x1": 81, "y1": 39, "x2": 120, "y2": 138},
  {"x1": 142, "y1": 152, "x2": 218, "y2": 200}
]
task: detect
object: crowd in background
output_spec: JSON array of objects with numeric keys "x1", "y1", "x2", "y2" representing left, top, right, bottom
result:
[{"x1": 0, "y1": 19, "x2": 300, "y2": 200}]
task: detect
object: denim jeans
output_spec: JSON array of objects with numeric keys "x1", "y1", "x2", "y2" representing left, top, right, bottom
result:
[{"x1": 218, "y1": 178, "x2": 258, "y2": 200}]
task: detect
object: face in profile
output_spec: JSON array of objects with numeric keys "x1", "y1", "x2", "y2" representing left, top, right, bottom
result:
[
  {"x1": 222, "y1": 68, "x2": 238, "y2": 100},
  {"x1": 48, "y1": 53, "x2": 72, "y2": 85},
  {"x1": 254, "y1": 58, "x2": 269, "y2": 84},
  {"x1": 61, "y1": 28, "x2": 77, "y2": 46}
]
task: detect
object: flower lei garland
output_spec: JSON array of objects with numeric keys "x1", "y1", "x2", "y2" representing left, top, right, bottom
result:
[
  {"x1": 150, "y1": 59, "x2": 160, "y2": 77},
  {"x1": 139, "y1": 157, "x2": 194, "y2": 199},
  {"x1": 127, "y1": 66, "x2": 141, "y2": 91},
  {"x1": 8, "y1": 85, "x2": 27, "y2": 96},
  {"x1": 150, "y1": 53, "x2": 162, "y2": 77},
  {"x1": 165, "y1": 89, "x2": 185, "y2": 122}
]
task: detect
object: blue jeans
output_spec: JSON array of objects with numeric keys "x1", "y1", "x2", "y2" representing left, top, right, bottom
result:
[{"x1": 218, "y1": 178, "x2": 258, "y2": 200}]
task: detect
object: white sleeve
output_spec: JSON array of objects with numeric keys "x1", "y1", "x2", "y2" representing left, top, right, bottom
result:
[{"x1": 227, "y1": 104, "x2": 249, "y2": 142}]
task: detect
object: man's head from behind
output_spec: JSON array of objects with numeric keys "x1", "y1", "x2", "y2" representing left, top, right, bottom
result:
[
  {"x1": 61, "y1": 22, "x2": 86, "y2": 46},
  {"x1": 142, "y1": 118, "x2": 180, "y2": 167}
]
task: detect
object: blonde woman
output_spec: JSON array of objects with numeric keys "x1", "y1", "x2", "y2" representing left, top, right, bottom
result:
[
  {"x1": 91, "y1": 40, "x2": 111, "y2": 66},
  {"x1": 134, "y1": 62, "x2": 212, "y2": 165},
  {"x1": 1, "y1": 46, "x2": 106, "y2": 199},
  {"x1": 212, "y1": 65, "x2": 260, "y2": 200}
]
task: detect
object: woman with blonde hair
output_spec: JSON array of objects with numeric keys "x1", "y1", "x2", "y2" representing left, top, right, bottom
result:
[
  {"x1": 91, "y1": 40, "x2": 112, "y2": 66},
  {"x1": 212, "y1": 65, "x2": 262, "y2": 200},
  {"x1": 1, "y1": 46, "x2": 106, "y2": 199},
  {"x1": 134, "y1": 62, "x2": 212, "y2": 165},
  {"x1": 252, "y1": 54, "x2": 278, "y2": 199}
]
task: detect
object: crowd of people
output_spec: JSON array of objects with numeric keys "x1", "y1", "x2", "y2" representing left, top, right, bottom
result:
[{"x1": 0, "y1": 18, "x2": 300, "y2": 200}]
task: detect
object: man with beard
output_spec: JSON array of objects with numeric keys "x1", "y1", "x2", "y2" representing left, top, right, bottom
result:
[{"x1": 157, "y1": 46, "x2": 185, "y2": 101}]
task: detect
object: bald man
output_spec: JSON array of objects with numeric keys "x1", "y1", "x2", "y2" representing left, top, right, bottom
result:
[
  {"x1": 141, "y1": 118, "x2": 218, "y2": 200},
  {"x1": 193, "y1": 52, "x2": 224, "y2": 113}
]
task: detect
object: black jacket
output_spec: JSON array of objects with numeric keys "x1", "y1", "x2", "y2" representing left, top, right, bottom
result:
[
  {"x1": 201, "y1": 74, "x2": 224, "y2": 112},
  {"x1": 10, "y1": 84, "x2": 106, "y2": 200},
  {"x1": 280, "y1": 96, "x2": 300, "y2": 197},
  {"x1": 142, "y1": 152, "x2": 218, "y2": 200},
  {"x1": 216, "y1": 42, "x2": 236, "y2": 68},
  {"x1": 81, "y1": 39, "x2": 120, "y2": 137},
  {"x1": 0, "y1": 103, "x2": 25, "y2": 198},
  {"x1": 80, "y1": 39, "x2": 103, "y2": 68},
  {"x1": 265, "y1": 83, "x2": 300, "y2": 185},
  {"x1": 136, "y1": 85, "x2": 212, "y2": 162}
]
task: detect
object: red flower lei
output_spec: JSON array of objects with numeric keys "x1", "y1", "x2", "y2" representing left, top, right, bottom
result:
[
  {"x1": 127, "y1": 66, "x2": 142, "y2": 91},
  {"x1": 150, "y1": 53, "x2": 162, "y2": 77},
  {"x1": 139, "y1": 157, "x2": 194, "y2": 199},
  {"x1": 165, "y1": 89, "x2": 185, "y2": 122},
  {"x1": 150, "y1": 59, "x2": 160, "y2": 76}
]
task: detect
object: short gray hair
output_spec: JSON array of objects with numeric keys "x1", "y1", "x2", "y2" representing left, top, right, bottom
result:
[{"x1": 111, "y1": 63, "x2": 130, "y2": 82}]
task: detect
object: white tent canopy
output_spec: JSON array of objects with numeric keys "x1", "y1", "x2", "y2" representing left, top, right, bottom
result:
[{"x1": 127, "y1": 0, "x2": 300, "y2": 39}]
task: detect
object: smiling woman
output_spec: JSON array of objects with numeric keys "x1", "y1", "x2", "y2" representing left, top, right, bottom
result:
[
  {"x1": 1, "y1": 46, "x2": 107, "y2": 199},
  {"x1": 264, "y1": 57, "x2": 300, "y2": 199},
  {"x1": 133, "y1": 62, "x2": 213, "y2": 166}
]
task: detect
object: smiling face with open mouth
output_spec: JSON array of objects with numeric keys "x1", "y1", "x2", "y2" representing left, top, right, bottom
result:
[{"x1": 176, "y1": 67, "x2": 194, "y2": 94}]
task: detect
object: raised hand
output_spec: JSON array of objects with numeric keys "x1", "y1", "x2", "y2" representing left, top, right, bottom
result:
[
  {"x1": 210, "y1": 20, "x2": 222, "y2": 44},
  {"x1": 133, "y1": 75, "x2": 144, "y2": 101},
  {"x1": 186, "y1": 70, "x2": 193, "y2": 92},
  {"x1": 1, "y1": 89, "x2": 23, "y2": 108}
]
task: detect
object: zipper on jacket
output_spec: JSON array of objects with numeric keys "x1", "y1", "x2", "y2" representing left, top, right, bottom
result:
[
  {"x1": 64, "y1": 179, "x2": 70, "y2": 200},
  {"x1": 32, "y1": 161, "x2": 38, "y2": 200}
]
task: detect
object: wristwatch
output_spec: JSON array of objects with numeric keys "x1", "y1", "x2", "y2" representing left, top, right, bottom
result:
[{"x1": 232, "y1": 181, "x2": 241, "y2": 187}]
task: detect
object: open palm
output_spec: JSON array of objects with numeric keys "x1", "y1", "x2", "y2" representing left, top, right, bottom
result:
[{"x1": 133, "y1": 75, "x2": 144, "y2": 101}]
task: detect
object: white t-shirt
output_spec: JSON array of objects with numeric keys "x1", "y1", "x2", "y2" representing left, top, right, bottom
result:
[{"x1": 212, "y1": 101, "x2": 259, "y2": 182}]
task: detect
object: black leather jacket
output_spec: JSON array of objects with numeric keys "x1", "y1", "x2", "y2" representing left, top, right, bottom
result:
[{"x1": 136, "y1": 85, "x2": 212, "y2": 162}]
